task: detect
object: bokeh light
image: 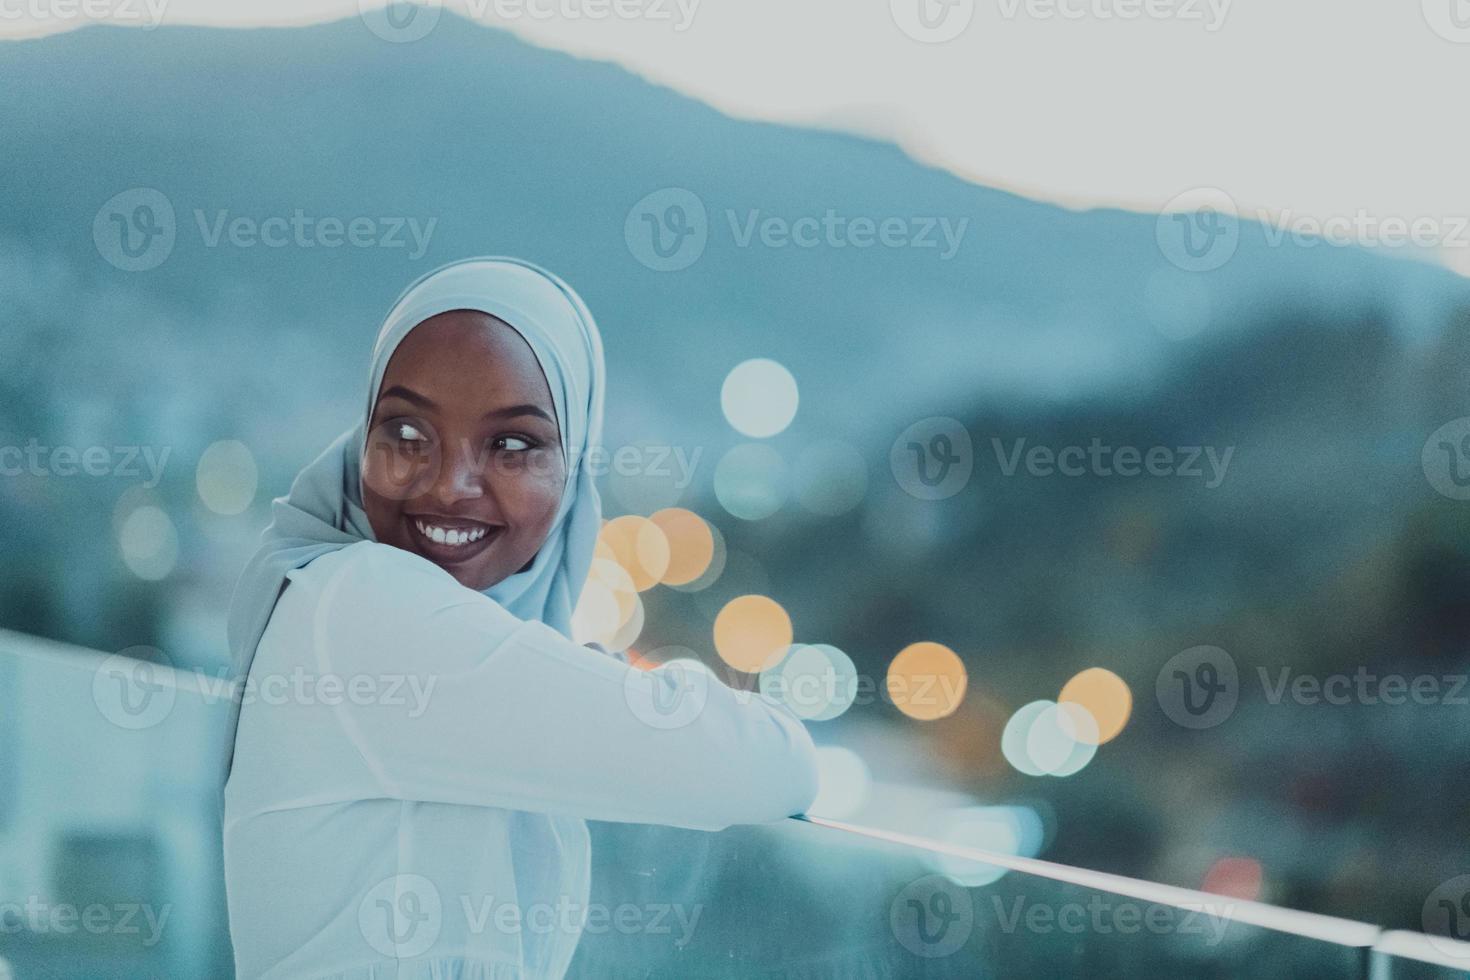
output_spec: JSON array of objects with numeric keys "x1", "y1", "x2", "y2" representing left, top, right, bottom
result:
[
  {"x1": 721, "y1": 358, "x2": 798, "y2": 438},
  {"x1": 195, "y1": 439, "x2": 258, "y2": 516},
  {"x1": 886, "y1": 642, "x2": 967, "y2": 721},
  {"x1": 924, "y1": 805, "x2": 1044, "y2": 887},
  {"x1": 713, "y1": 443, "x2": 789, "y2": 521},
  {"x1": 117, "y1": 504, "x2": 179, "y2": 581},
  {"x1": 1058, "y1": 667, "x2": 1132, "y2": 744},
  {"x1": 669, "y1": 520, "x2": 727, "y2": 594},
  {"x1": 1003, "y1": 699, "x2": 1099, "y2": 777},
  {"x1": 1001, "y1": 701, "x2": 1054, "y2": 777},
  {"x1": 1201, "y1": 856, "x2": 1264, "y2": 901},
  {"x1": 649, "y1": 507, "x2": 714, "y2": 586},
  {"x1": 574, "y1": 558, "x2": 641, "y2": 648},
  {"x1": 713, "y1": 594, "x2": 793, "y2": 673},
  {"x1": 759, "y1": 643, "x2": 858, "y2": 721},
  {"x1": 598, "y1": 515, "x2": 670, "y2": 591},
  {"x1": 808, "y1": 745, "x2": 870, "y2": 819}
]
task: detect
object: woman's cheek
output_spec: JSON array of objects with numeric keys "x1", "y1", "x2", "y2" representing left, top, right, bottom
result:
[{"x1": 503, "y1": 453, "x2": 566, "y2": 525}]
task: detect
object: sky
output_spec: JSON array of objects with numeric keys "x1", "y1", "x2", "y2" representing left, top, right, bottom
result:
[{"x1": 4, "y1": 0, "x2": 1468, "y2": 276}]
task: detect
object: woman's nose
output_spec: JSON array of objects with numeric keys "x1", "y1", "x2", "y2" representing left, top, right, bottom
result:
[{"x1": 429, "y1": 437, "x2": 488, "y2": 504}]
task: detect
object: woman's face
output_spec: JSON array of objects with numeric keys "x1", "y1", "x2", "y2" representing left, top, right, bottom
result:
[{"x1": 361, "y1": 310, "x2": 567, "y2": 591}]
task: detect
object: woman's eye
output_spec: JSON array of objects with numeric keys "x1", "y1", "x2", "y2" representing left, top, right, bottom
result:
[
  {"x1": 396, "y1": 422, "x2": 429, "y2": 443},
  {"x1": 493, "y1": 435, "x2": 537, "y2": 452}
]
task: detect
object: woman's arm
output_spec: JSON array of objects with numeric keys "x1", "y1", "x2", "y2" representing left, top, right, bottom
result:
[{"x1": 298, "y1": 541, "x2": 819, "y2": 831}]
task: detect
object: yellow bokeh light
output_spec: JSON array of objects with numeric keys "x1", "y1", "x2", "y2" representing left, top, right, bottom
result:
[
  {"x1": 1058, "y1": 667, "x2": 1132, "y2": 744},
  {"x1": 598, "y1": 515, "x2": 671, "y2": 591},
  {"x1": 886, "y1": 642, "x2": 968, "y2": 721},
  {"x1": 713, "y1": 594, "x2": 793, "y2": 674},
  {"x1": 650, "y1": 507, "x2": 714, "y2": 586},
  {"x1": 587, "y1": 557, "x2": 638, "y2": 628}
]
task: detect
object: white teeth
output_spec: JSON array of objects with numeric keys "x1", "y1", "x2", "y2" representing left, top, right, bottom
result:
[{"x1": 414, "y1": 520, "x2": 492, "y2": 547}]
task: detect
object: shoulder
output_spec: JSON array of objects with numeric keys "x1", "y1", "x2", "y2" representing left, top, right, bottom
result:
[{"x1": 276, "y1": 541, "x2": 526, "y2": 672}]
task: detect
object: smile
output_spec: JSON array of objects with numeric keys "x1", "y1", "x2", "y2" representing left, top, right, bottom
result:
[{"x1": 407, "y1": 515, "x2": 503, "y2": 562}]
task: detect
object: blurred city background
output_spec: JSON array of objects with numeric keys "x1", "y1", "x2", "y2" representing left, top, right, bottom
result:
[{"x1": 2, "y1": 5, "x2": 1470, "y2": 977}]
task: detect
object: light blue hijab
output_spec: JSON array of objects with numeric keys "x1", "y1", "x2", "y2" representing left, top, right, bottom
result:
[{"x1": 224, "y1": 257, "x2": 606, "y2": 765}]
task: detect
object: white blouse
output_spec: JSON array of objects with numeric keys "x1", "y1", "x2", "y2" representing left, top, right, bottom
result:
[{"x1": 223, "y1": 540, "x2": 819, "y2": 979}]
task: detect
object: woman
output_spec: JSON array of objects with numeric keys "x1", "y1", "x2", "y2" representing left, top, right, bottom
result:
[{"x1": 222, "y1": 257, "x2": 819, "y2": 979}]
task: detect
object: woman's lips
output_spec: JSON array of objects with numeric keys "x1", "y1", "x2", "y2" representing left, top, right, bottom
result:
[{"x1": 406, "y1": 515, "x2": 503, "y2": 564}]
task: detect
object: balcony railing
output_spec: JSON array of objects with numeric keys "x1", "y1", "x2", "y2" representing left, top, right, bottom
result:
[{"x1": 1, "y1": 629, "x2": 1466, "y2": 980}]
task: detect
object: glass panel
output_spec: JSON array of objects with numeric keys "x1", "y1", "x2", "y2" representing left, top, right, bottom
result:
[
  {"x1": 1371, "y1": 931, "x2": 1470, "y2": 980},
  {"x1": 0, "y1": 637, "x2": 1449, "y2": 980},
  {"x1": 0, "y1": 634, "x2": 235, "y2": 979},
  {"x1": 568, "y1": 816, "x2": 1375, "y2": 980}
]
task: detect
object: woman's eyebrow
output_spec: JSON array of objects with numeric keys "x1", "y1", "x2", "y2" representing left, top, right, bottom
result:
[
  {"x1": 485, "y1": 404, "x2": 555, "y2": 424},
  {"x1": 378, "y1": 385, "x2": 436, "y2": 410}
]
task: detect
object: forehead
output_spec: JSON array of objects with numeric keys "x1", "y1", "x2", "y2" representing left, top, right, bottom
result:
[{"x1": 379, "y1": 310, "x2": 556, "y2": 414}]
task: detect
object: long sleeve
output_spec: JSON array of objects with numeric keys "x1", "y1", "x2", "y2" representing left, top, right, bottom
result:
[{"x1": 286, "y1": 541, "x2": 818, "y2": 832}]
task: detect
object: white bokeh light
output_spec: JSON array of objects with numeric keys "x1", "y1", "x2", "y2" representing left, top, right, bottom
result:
[{"x1": 720, "y1": 359, "x2": 798, "y2": 438}]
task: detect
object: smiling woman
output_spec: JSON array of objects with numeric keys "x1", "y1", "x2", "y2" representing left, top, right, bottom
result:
[
  {"x1": 361, "y1": 310, "x2": 568, "y2": 590},
  {"x1": 220, "y1": 257, "x2": 818, "y2": 980}
]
